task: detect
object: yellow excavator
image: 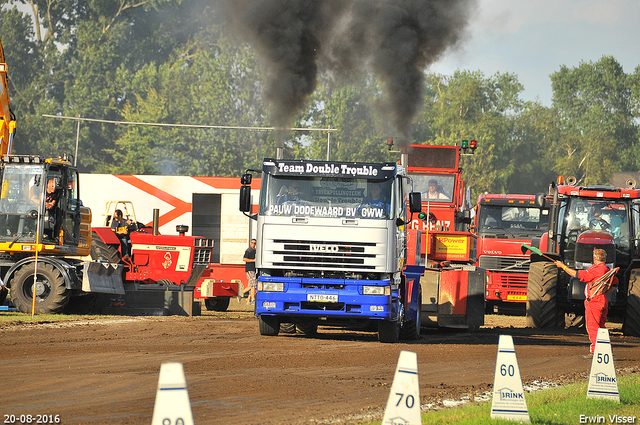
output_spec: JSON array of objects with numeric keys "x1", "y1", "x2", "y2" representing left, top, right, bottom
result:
[
  {"x1": 0, "y1": 36, "x2": 16, "y2": 156},
  {"x1": 0, "y1": 36, "x2": 123, "y2": 314}
]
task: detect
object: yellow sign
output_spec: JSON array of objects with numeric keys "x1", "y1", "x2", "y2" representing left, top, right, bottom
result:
[{"x1": 433, "y1": 235, "x2": 469, "y2": 260}]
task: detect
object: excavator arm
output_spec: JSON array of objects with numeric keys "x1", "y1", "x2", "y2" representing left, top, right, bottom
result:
[{"x1": 0, "y1": 36, "x2": 16, "y2": 156}]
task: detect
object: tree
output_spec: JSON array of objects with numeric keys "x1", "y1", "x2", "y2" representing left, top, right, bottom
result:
[
  {"x1": 551, "y1": 56, "x2": 639, "y2": 184},
  {"x1": 107, "y1": 31, "x2": 274, "y2": 176},
  {"x1": 416, "y1": 70, "x2": 526, "y2": 199}
]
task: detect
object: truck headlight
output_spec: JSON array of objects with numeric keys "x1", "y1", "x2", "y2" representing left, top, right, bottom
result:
[
  {"x1": 363, "y1": 285, "x2": 390, "y2": 296},
  {"x1": 260, "y1": 281, "x2": 284, "y2": 292}
]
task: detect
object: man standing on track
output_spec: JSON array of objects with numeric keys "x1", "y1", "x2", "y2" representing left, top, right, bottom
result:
[
  {"x1": 243, "y1": 239, "x2": 257, "y2": 305},
  {"x1": 554, "y1": 248, "x2": 618, "y2": 359}
]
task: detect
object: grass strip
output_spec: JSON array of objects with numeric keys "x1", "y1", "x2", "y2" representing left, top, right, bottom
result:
[{"x1": 364, "y1": 373, "x2": 640, "y2": 425}]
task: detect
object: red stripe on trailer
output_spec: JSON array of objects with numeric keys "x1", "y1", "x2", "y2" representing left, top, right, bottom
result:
[{"x1": 115, "y1": 175, "x2": 191, "y2": 228}]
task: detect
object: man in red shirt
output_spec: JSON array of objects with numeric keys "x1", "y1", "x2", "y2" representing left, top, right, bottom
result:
[{"x1": 554, "y1": 248, "x2": 618, "y2": 358}]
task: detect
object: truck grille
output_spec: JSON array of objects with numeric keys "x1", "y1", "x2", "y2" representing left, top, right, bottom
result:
[
  {"x1": 271, "y1": 239, "x2": 377, "y2": 270},
  {"x1": 193, "y1": 247, "x2": 212, "y2": 265},
  {"x1": 479, "y1": 256, "x2": 530, "y2": 273},
  {"x1": 493, "y1": 273, "x2": 529, "y2": 290}
]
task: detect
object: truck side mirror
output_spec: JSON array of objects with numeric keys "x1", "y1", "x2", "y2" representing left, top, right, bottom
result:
[
  {"x1": 239, "y1": 185, "x2": 252, "y2": 212},
  {"x1": 409, "y1": 192, "x2": 422, "y2": 213},
  {"x1": 535, "y1": 192, "x2": 546, "y2": 207},
  {"x1": 240, "y1": 173, "x2": 252, "y2": 185}
]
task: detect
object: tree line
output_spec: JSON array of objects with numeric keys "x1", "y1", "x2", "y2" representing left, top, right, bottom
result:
[{"x1": 1, "y1": 0, "x2": 639, "y2": 202}]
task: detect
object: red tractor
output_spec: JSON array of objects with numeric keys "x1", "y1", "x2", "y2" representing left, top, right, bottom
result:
[
  {"x1": 90, "y1": 201, "x2": 239, "y2": 312},
  {"x1": 526, "y1": 178, "x2": 640, "y2": 336}
]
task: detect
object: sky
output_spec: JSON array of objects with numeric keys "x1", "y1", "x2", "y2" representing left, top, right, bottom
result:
[{"x1": 429, "y1": 0, "x2": 640, "y2": 106}]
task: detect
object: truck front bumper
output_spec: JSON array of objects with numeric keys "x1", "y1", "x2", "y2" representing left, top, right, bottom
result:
[{"x1": 255, "y1": 276, "x2": 398, "y2": 320}]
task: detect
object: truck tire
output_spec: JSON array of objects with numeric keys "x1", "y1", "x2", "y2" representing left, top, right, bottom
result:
[
  {"x1": 526, "y1": 261, "x2": 560, "y2": 329},
  {"x1": 258, "y1": 315, "x2": 279, "y2": 336},
  {"x1": 90, "y1": 232, "x2": 121, "y2": 263},
  {"x1": 378, "y1": 320, "x2": 400, "y2": 343},
  {"x1": 279, "y1": 323, "x2": 297, "y2": 333},
  {"x1": 204, "y1": 297, "x2": 230, "y2": 312},
  {"x1": 296, "y1": 323, "x2": 318, "y2": 335},
  {"x1": 400, "y1": 293, "x2": 422, "y2": 340},
  {"x1": 10, "y1": 263, "x2": 70, "y2": 314},
  {"x1": 623, "y1": 269, "x2": 640, "y2": 337}
]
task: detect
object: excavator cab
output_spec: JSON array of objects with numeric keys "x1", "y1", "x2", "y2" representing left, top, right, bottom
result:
[{"x1": 0, "y1": 155, "x2": 86, "y2": 253}]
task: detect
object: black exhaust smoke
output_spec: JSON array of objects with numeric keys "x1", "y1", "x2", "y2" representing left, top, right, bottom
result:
[{"x1": 218, "y1": 0, "x2": 476, "y2": 146}]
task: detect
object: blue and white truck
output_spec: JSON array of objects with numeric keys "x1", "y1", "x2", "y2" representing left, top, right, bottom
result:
[{"x1": 239, "y1": 156, "x2": 425, "y2": 342}]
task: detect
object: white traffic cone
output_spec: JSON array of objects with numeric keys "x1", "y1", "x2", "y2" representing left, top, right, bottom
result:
[
  {"x1": 586, "y1": 328, "x2": 619, "y2": 402},
  {"x1": 151, "y1": 362, "x2": 195, "y2": 425},
  {"x1": 490, "y1": 335, "x2": 530, "y2": 422},
  {"x1": 381, "y1": 350, "x2": 422, "y2": 425}
]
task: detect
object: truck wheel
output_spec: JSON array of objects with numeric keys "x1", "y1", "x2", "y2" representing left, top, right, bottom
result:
[
  {"x1": 296, "y1": 323, "x2": 318, "y2": 335},
  {"x1": 526, "y1": 261, "x2": 560, "y2": 329},
  {"x1": 204, "y1": 297, "x2": 230, "y2": 312},
  {"x1": 623, "y1": 269, "x2": 640, "y2": 337},
  {"x1": 378, "y1": 320, "x2": 400, "y2": 343},
  {"x1": 10, "y1": 263, "x2": 70, "y2": 314},
  {"x1": 400, "y1": 293, "x2": 422, "y2": 340},
  {"x1": 279, "y1": 322, "x2": 297, "y2": 333},
  {"x1": 90, "y1": 232, "x2": 121, "y2": 263},
  {"x1": 258, "y1": 315, "x2": 279, "y2": 336}
]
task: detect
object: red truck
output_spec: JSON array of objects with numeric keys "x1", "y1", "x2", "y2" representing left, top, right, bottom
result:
[
  {"x1": 403, "y1": 143, "x2": 484, "y2": 330},
  {"x1": 474, "y1": 194, "x2": 549, "y2": 313}
]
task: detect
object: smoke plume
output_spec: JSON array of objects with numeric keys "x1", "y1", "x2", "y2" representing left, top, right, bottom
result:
[{"x1": 220, "y1": 0, "x2": 476, "y2": 144}]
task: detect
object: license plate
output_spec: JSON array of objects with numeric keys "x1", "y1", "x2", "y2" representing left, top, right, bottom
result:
[
  {"x1": 506, "y1": 295, "x2": 527, "y2": 301},
  {"x1": 307, "y1": 294, "x2": 338, "y2": 302}
]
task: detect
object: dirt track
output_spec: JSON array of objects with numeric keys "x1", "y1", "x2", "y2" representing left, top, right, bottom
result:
[{"x1": 2, "y1": 300, "x2": 640, "y2": 425}]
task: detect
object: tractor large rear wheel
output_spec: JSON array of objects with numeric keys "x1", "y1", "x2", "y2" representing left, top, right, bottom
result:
[
  {"x1": 526, "y1": 262, "x2": 560, "y2": 329},
  {"x1": 10, "y1": 263, "x2": 70, "y2": 314},
  {"x1": 623, "y1": 269, "x2": 640, "y2": 337},
  {"x1": 90, "y1": 232, "x2": 121, "y2": 263}
]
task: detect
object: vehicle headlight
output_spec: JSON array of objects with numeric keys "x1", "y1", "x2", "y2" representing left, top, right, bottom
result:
[
  {"x1": 261, "y1": 281, "x2": 284, "y2": 292},
  {"x1": 363, "y1": 285, "x2": 390, "y2": 296}
]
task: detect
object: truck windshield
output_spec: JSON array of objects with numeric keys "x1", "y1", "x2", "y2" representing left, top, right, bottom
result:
[
  {"x1": 259, "y1": 175, "x2": 394, "y2": 219},
  {"x1": 478, "y1": 205, "x2": 549, "y2": 234},
  {"x1": 411, "y1": 174, "x2": 454, "y2": 202},
  {"x1": 0, "y1": 164, "x2": 44, "y2": 240}
]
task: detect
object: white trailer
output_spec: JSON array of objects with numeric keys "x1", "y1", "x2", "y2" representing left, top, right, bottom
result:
[{"x1": 80, "y1": 174, "x2": 259, "y2": 266}]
